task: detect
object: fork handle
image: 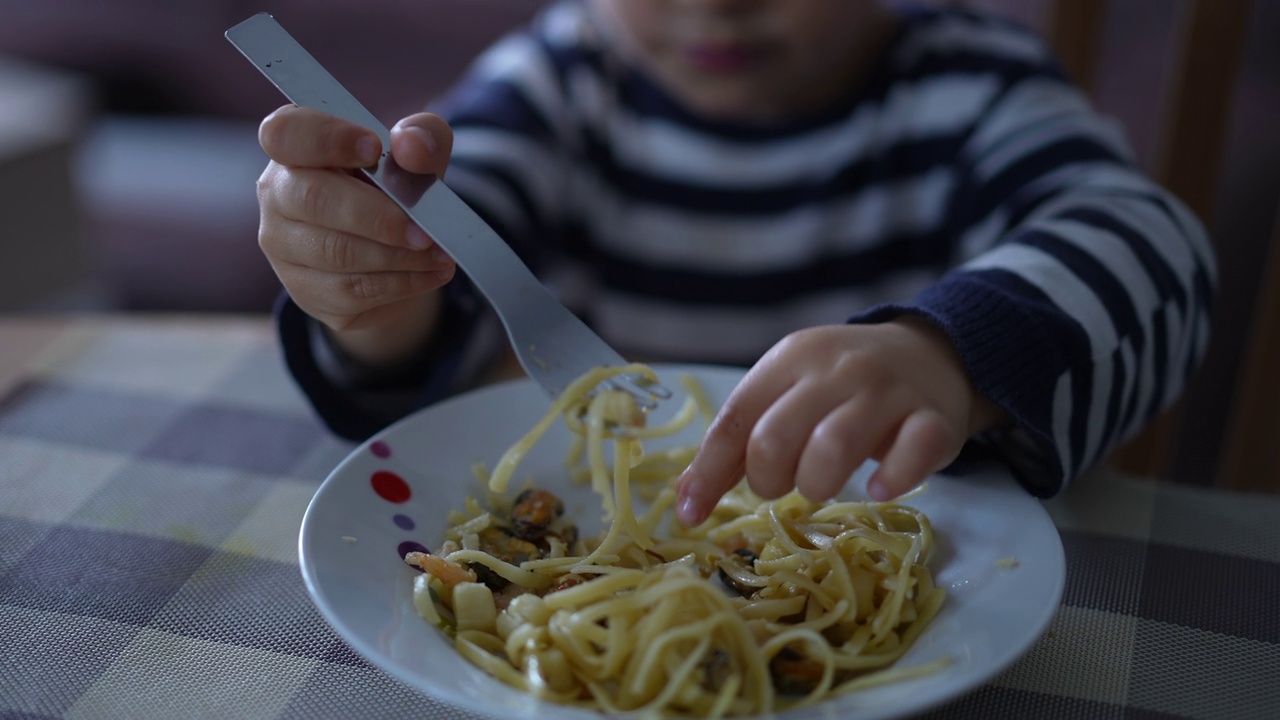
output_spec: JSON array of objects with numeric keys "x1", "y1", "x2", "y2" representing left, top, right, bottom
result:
[{"x1": 225, "y1": 12, "x2": 543, "y2": 313}]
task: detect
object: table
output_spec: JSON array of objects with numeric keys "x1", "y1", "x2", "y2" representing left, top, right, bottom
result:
[{"x1": 1, "y1": 315, "x2": 1277, "y2": 719}]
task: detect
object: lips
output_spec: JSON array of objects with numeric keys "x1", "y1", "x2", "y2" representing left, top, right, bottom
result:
[{"x1": 684, "y1": 42, "x2": 763, "y2": 74}]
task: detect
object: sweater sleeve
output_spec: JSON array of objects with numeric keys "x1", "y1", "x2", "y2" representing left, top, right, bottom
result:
[{"x1": 852, "y1": 32, "x2": 1216, "y2": 496}]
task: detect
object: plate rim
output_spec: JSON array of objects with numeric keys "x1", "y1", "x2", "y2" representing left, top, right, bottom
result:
[{"x1": 298, "y1": 364, "x2": 1066, "y2": 719}]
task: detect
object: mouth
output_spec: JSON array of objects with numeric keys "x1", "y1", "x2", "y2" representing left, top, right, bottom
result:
[{"x1": 683, "y1": 41, "x2": 765, "y2": 75}]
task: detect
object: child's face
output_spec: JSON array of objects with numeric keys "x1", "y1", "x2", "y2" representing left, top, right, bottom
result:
[{"x1": 590, "y1": 0, "x2": 892, "y2": 123}]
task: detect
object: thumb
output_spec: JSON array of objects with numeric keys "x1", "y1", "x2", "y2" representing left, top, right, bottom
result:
[{"x1": 390, "y1": 113, "x2": 454, "y2": 176}]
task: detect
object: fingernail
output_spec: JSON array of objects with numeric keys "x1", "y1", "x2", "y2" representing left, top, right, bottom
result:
[
  {"x1": 406, "y1": 226, "x2": 431, "y2": 250},
  {"x1": 676, "y1": 495, "x2": 700, "y2": 526},
  {"x1": 866, "y1": 472, "x2": 887, "y2": 501},
  {"x1": 403, "y1": 125, "x2": 437, "y2": 156},
  {"x1": 357, "y1": 135, "x2": 379, "y2": 165}
]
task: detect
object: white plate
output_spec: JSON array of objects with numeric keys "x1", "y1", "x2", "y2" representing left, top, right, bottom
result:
[{"x1": 300, "y1": 364, "x2": 1065, "y2": 720}]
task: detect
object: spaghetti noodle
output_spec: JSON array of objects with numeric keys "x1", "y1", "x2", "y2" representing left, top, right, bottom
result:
[{"x1": 405, "y1": 365, "x2": 947, "y2": 717}]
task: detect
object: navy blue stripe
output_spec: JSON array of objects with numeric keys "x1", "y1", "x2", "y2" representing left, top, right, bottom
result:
[
  {"x1": 1144, "y1": 305, "x2": 1170, "y2": 422},
  {"x1": 970, "y1": 137, "x2": 1128, "y2": 223},
  {"x1": 1056, "y1": 205, "x2": 1189, "y2": 314},
  {"x1": 962, "y1": 268, "x2": 1091, "y2": 432},
  {"x1": 1138, "y1": 191, "x2": 1216, "y2": 318},
  {"x1": 963, "y1": 268, "x2": 1093, "y2": 474},
  {"x1": 442, "y1": 79, "x2": 556, "y2": 143},
  {"x1": 1117, "y1": 338, "x2": 1145, "y2": 445},
  {"x1": 1021, "y1": 229, "x2": 1143, "y2": 344},
  {"x1": 1099, "y1": 347, "x2": 1128, "y2": 468},
  {"x1": 578, "y1": 131, "x2": 965, "y2": 216},
  {"x1": 1066, "y1": 354, "x2": 1094, "y2": 475},
  {"x1": 449, "y1": 159, "x2": 549, "y2": 268},
  {"x1": 589, "y1": 230, "x2": 950, "y2": 305},
  {"x1": 1182, "y1": 308, "x2": 1206, "y2": 386}
]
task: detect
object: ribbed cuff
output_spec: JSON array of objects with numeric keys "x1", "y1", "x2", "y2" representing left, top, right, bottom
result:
[
  {"x1": 275, "y1": 286, "x2": 484, "y2": 441},
  {"x1": 847, "y1": 272, "x2": 1069, "y2": 497}
]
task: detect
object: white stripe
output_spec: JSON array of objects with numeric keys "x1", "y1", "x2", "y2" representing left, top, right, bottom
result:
[
  {"x1": 1084, "y1": 356, "x2": 1111, "y2": 470},
  {"x1": 566, "y1": 66, "x2": 1000, "y2": 187},
  {"x1": 973, "y1": 112, "x2": 1131, "y2": 182},
  {"x1": 1158, "y1": 189, "x2": 1216, "y2": 284},
  {"x1": 445, "y1": 165, "x2": 526, "y2": 232},
  {"x1": 577, "y1": 168, "x2": 955, "y2": 272},
  {"x1": 1192, "y1": 307, "x2": 1212, "y2": 372},
  {"x1": 1161, "y1": 301, "x2": 1186, "y2": 411},
  {"x1": 451, "y1": 128, "x2": 561, "y2": 222},
  {"x1": 966, "y1": 78, "x2": 1094, "y2": 158},
  {"x1": 958, "y1": 206, "x2": 1010, "y2": 260},
  {"x1": 470, "y1": 34, "x2": 568, "y2": 140},
  {"x1": 1051, "y1": 372, "x2": 1075, "y2": 480},
  {"x1": 956, "y1": 161, "x2": 1137, "y2": 259},
  {"x1": 1129, "y1": 303, "x2": 1159, "y2": 440},
  {"x1": 1117, "y1": 337, "x2": 1139, "y2": 443},
  {"x1": 962, "y1": 244, "x2": 1118, "y2": 357},
  {"x1": 896, "y1": 15, "x2": 1048, "y2": 67},
  {"x1": 1015, "y1": 164, "x2": 1151, "y2": 225},
  {"x1": 541, "y1": 1, "x2": 585, "y2": 47},
  {"x1": 958, "y1": 156, "x2": 1154, "y2": 261},
  {"x1": 1041, "y1": 217, "x2": 1161, "y2": 320},
  {"x1": 1033, "y1": 215, "x2": 1162, "y2": 462},
  {"x1": 592, "y1": 273, "x2": 935, "y2": 361},
  {"x1": 1075, "y1": 194, "x2": 1201, "y2": 305}
]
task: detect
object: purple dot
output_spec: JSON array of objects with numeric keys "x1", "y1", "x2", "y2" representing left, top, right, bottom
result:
[
  {"x1": 398, "y1": 540, "x2": 430, "y2": 561},
  {"x1": 370, "y1": 440, "x2": 391, "y2": 458},
  {"x1": 393, "y1": 514, "x2": 415, "y2": 531}
]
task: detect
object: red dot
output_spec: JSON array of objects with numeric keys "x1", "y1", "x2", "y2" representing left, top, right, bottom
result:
[{"x1": 371, "y1": 470, "x2": 411, "y2": 503}]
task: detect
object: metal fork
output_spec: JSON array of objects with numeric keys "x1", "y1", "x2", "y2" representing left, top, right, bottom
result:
[{"x1": 226, "y1": 13, "x2": 668, "y2": 407}]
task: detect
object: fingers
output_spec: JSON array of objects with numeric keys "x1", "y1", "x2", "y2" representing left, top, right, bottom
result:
[
  {"x1": 745, "y1": 379, "x2": 845, "y2": 500},
  {"x1": 675, "y1": 365, "x2": 795, "y2": 526},
  {"x1": 390, "y1": 113, "x2": 454, "y2": 176},
  {"x1": 258, "y1": 106, "x2": 453, "y2": 176},
  {"x1": 265, "y1": 215, "x2": 453, "y2": 274},
  {"x1": 792, "y1": 396, "x2": 888, "y2": 503},
  {"x1": 259, "y1": 105, "x2": 381, "y2": 168},
  {"x1": 273, "y1": 261, "x2": 455, "y2": 330},
  {"x1": 866, "y1": 409, "x2": 959, "y2": 501},
  {"x1": 260, "y1": 165, "x2": 433, "y2": 250}
]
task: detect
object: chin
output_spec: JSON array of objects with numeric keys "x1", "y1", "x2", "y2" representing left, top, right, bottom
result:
[{"x1": 680, "y1": 91, "x2": 779, "y2": 124}]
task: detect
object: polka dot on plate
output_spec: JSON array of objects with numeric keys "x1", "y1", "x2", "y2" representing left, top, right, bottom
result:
[
  {"x1": 393, "y1": 514, "x2": 415, "y2": 531},
  {"x1": 370, "y1": 440, "x2": 391, "y2": 458},
  {"x1": 398, "y1": 540, "x2": 430, "y2": 561},
  {"x1": 371, "y1": 470, "x2": 411, "y2": 503}
]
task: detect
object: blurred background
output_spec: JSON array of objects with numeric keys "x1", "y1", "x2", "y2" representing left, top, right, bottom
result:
[
  {"x1": 0, "y1": 0, "x2": 543, "y2": 315},
  {"x1": 0, "y1": 0, "x2": 1277, "y2": 485}
]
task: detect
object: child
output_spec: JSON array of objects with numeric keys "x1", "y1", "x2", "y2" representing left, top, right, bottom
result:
[{"x1": 255, "y1": 0, "x2": 1215, "y2": 527}]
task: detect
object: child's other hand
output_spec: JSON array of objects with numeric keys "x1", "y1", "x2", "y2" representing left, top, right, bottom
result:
[
  {"x1": 256, "y1": 106, "x2": 456, "y2": 348},
  {"x1": 674, "y1": 316, "x2": 1006, "y2": 526}
]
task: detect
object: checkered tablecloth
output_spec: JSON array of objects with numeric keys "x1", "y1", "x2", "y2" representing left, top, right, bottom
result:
[{"x1": 1, "y1": 316, "x2": 1277, "y2": 720}]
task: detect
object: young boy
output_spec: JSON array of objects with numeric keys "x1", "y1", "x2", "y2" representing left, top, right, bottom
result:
[{"x1": 255, "y1": 0, "x2": 1215, "y2": 527}]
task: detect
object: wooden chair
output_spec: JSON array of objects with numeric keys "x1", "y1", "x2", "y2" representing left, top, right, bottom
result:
[{"x1": 1043, "y1": 0, "x2": 1280, "y2": 491}]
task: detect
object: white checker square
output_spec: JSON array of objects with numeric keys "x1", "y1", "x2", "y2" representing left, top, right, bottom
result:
[
  {"x1": 222, "y1": 480, "x2": 317, "y2": 565},
  {"x1": 32, "y1": 322, "x2": 258, "y2": 402},
  {"x1": 1043, "y1": 466, "x2": 1156, "y2": 541},
  {"x1": 993, "y1": 605, "x2": 1137, "y2": 705},
  {"x1": 0, "y1": 437, "x2": 130, "y2": 523},
  {"x1": 64, "y1": 628, "x2": 317, "y2": 720}
]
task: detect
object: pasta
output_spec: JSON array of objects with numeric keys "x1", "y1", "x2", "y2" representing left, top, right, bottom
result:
[{"x1": 405, "y1": 364, "x2": 947, "y2": 717}]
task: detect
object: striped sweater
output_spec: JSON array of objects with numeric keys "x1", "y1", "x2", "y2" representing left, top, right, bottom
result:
[{"x1": 277, "y1": 3, "x2": 1216, "y2": 497}]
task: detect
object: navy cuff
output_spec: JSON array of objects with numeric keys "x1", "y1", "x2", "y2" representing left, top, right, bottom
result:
[{"x1": 847, "y1": 273, "x2": 1071, "y2": 497}]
